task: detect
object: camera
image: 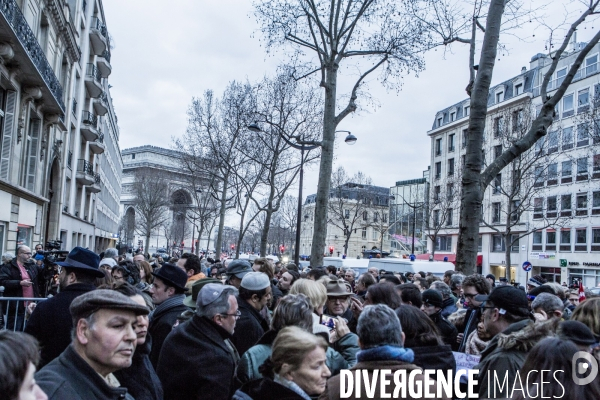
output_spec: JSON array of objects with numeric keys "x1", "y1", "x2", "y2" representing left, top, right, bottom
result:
[{"x1": 36, "y1": 240, "x2": 68, "y2": 297}]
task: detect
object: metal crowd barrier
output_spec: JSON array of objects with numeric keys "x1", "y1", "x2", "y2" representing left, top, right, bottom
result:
[{"x1": 0, "y1": 286, "x2": 48, "y2": 331}]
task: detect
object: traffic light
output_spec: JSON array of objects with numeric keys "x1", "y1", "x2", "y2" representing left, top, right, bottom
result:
[
  {"x1": 230, "y1": 244, "x2": 235, "y2": 250},
  {"x1": 279, "y1": 245, "x2": 285, "y2": 253},
  {"x1": 329, "y1": 246, "x2": 334, "y2": 255}
]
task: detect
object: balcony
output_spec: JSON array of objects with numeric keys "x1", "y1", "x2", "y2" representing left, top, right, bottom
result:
[
  {"x1": 87, "y1": 173, "x2": 101, "y2": 193},
  {"x1": 89, "y1": 17, "x2": 108, "y2": 55},
  {"x1": 80, "y1": 111, "x2": 98, "y2": 141},
  {"x1": 0, "y1": 0, "x2": 65, "y2": 113},
  {"x1": 97, "y1": 49, "x2": 112, "y2": 77},
  {"x1": 89, "y1": 132, "x2": 105, "y2": 154},
  {"x1": 75, "y1": 159, "x2": 94, "y2": 185},
  {"x1": 93, "y1": 91, "x2": 108, "y2": 116},
  {"x1": 85, "y1": 64, "x2": 103, "y2": 98}
]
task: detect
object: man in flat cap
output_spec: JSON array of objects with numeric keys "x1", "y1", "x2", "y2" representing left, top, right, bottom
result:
[
  {"x1": 231, "y1": 272, "x2": 271, "y2": 356},
  {"x1": 224, "y1": 259, "x2": 252, "y2": 288},
  {"x1": 35, "y1": 289, "x2": 149, "y2": 400},
  {"x1": 148, "y1": 263, "x2": 190, "y2": 367},
  {"x1": 157, "y1": 283, "x2": 240, "y2": 400},
  {"x1": 25, "y1": 247, "x2": 104, "y2": 367}
]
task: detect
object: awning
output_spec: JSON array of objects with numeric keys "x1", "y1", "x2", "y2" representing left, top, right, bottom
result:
[{"x1": 415, "y1": 253, "x2": 483, "y2": 266}]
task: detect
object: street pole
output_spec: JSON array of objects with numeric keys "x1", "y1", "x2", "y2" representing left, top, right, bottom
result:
[
  {"x1": 294, "y1": 147, "x2": 304, "y2": 266},
  {"x1": 411, "y1": 203, "x2": 417, "y2": 255}
]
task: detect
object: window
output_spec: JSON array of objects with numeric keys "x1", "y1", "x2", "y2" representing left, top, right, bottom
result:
[
  {"x1": 561, "y1": 194, "x2": 572, "y2": 217},
  {"x1": 362, "y1": 211, "x2": 368, "y2": 221},
  {"x1": 543, "y1": 132, "x2": 557, "y2": 156},
  {"x1": 435, "y1": 236, "x2": 452, "y2": 251},
  {"x1": 496, "y1": 91, "x2": 504, "y2": 103},
  {"x1": 450, "y1": 112, "x2": 456, "y2": 122},
  {"x1": 0, "y1": 223, "x2": 4, "y2": 256},
  {"x1": 435, "y1": 138, "x2": 442, "y2": 156},
  {"x1": 563, "y1": 94, "x2": 574, "y2": 117},
  {"x1": 577, "y1": 157, "x2": 588, "y2": 176},
  {"x1": 491, "y1": 235, "x2": 505, "y2": 252},
  {"x1": 547, "y1": 163, "x2": 558, "y2": 185},
  {"x1": 593, "y1": 191, "x2": 600, "y2": 215},
  {"x1": 511, "y1": 199, "x2": 521, "y2": 222},
  {"x1": 576, "y1": 193, "x2": 588, "y2": 216},
  {"x1": 586, "y1": 54, "x2": 598, "y2": 75},
  {"x1": 16, "y1": 226, "x2": 32, "y2": 247},
  {"x1": 448, "y1": 158, "x2": 455, "y2": 176},
  {"x1": 560, "y1": 229, "x2": 571, "y2": 252},
  {"x1": 362, "y1": 227, "x2": 367, "y2": 239},
  {"x1": 433, "y1": 210, "x2": 440, "y2": 226},
  {"x1": 434, "y1": 185, "x2": 441, "y2": 202},
  {"x1": 577, "y1": 123, "x2": 589, "y2": 147},
  {"x1": 576, "y1": 229, "x2": 587, "y2": 251},
  {"x1": 547, "y1": 196, "x2": 557, "y2": 217},
  {"x1": 533, "y1": 231, "x2": 542, "y2": 247},
  {"x1": 478, "y1": 236, "x2": 482, "y2": 252},
  {"x1": 515, "y1": 83, "x2": 523, "y2": 95},
  {"x1": 547, "y1": 231, "x2": 556, "y2": 245},
  {"x1": 562, "y1": 127, "x2": 574, "y2": 150},
  {"x1": 578, "y1": 88, "x2": 590, "y2": 109},
  {"x1": 535, "y1": 137, "x2": 544, "y2": 155},
  {"x1": 594, "y1": 154, "x2": 600, "y2": 176},
  {"x1": 374, "y1": 212, "x2": 378, "y2": 222},
  {"x1": 461, "y1": 129, "x2": 468, "y2": 148},
  {"x1": 344, "y1": 209, "x2": 350, "y2": 219},
  {"x1": 494, "y1": 145, "x2": 502, "y2": 159},
  {"x1": 435, "y1": 162, "x2": 441, "y2": 179},
  {"x1": 492, "y1": 202, "x2": 501, "y2": 223},
  {"x1": 512, "y1": 169, "x2": 521, "y2": 191},
  {"x1": 493, "y1": 174, "x2": 501, "y2": 194},
  {"x1": 23, "y1": 118, "x2": 41, "y2": 191},
  {"x1": 562, "y1": 160, "x2": 572, "y2": 177},
  {"x1": 556, "y1": 67, "x2": 567, "y2": 86},
  {"x1": 131, "y1": 153, "x2": 135, "y2": 159},
  {"x1": 437, "y1": 117, "x2": 443, "y2": 127},
  {"x1": 448, "y1": 134, "x2": 455, "y2": 152},
  {"x1": 534, "y1": 166, "x2": 544, "y2": 187},
  {"x1": 372, "y1": 229, "x2": 378, "y2": 240},
  {"x1": 494, "y1": 117, "x2": 504, "y2": 137},
  {"x1": 382, "y1": 213, "x2": 387, "y2": 223},
  {"x1": 593, "y1": 228, "x2": 600, "y2": 251},
  {"x1": 447, "y1": 183, "x2": 454, "y2": 198},
  {"x1": 446, "y1": 209, "x2": 453, "y2": 226},
  {"x1": 513, "y1": 109, "x2": 524, "y2": 132},
  {"x1": 534, "y1": 197, "x2": 543, "y2": 219},
  {"x1": 508, "y1": 234, "x2": 519, "y2": 252},
  {"x1": 464, "y1": 106, "x2": 470, "y2": 116}
]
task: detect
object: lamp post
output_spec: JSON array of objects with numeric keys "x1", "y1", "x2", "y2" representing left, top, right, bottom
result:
[{"x1": 248, "y1": 122, "x2": 357, "y2": 265}]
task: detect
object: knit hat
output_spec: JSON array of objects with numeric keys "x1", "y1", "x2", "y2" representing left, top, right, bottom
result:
[
  {"x1": 99, "y1": 258, "x2": 117, "y2": 268},
  {"x1": 528, "y1": 277, "x2": 544, "y2": 288},
  {"x1": 422, "y1": 289, "x2": 443, "y2": 308},
  {"x1": 241, "y1": 272, "x2": 270, "y2": 291},
  {"x1": 558, "y1": 320, "x2": 597, "y2": 346}
]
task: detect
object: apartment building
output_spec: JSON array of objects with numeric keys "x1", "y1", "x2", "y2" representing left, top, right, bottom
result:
[
  {"x1": 299, "y1": 184, "x2": 391, "y2": 258},
  {"x1": 427, "y1": 42, "x2": 600, "y2": 287}
]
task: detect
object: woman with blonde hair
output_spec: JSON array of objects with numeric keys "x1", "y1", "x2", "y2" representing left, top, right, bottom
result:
[
  {"x1": 233, "y1": 326, "x2": 331, "y2": 399},
  {"x1": 290, "y1": 279, "x2": 329, "y2": 336}
]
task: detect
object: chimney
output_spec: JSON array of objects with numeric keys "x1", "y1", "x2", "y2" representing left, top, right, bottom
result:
[
  {"x1": 521, "y1": 66, "x2": 527, "y2": 74},
  {"x1": 571, "y1": 31, "x2": 578, "y2": 52}
]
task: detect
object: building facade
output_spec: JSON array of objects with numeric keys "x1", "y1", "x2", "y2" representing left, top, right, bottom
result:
[
  {"x1": 0, "y1": 0, "x2": 120, "y2": 255},
  {"x1": 299, "y1": 183, "x2": 391, "y2": 258},
  {"x1": 427, "y1": 42, "x2": 600, "y2": 287}
]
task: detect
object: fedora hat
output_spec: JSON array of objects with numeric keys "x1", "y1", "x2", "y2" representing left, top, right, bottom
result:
[
  {"x1": 184, "y1": 278, "x2": 222, "y2": 308},
  {"x1": 326, "y1": 279, "x2": 351, "y2": 297},
  {"x1": 56, "y1": 247, "x2": 104, "y2": 278},
  {"x1": 152, "y1": 263, "x2": 188, "y2": 292}
]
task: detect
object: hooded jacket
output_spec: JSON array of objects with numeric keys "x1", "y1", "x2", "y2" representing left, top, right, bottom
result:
[{"x1": 476, "y1": 318, "x2": 560, "y2": 399}]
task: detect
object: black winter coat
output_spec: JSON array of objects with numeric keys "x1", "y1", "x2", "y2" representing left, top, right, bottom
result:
[
  {"x1": 0, "y1": 260, "x2": 42, "y2": 313},
  {"x1": 430, "y1": 310, "x2": 458, "y2": 348},
  {"x1": 233, "y1": 377, "x2": 307, "y2": 400},
  {"x1": 36, "y1": 345, "x2": 134, "y2": 400},
  {"x1": 231, "y1": 296, "x2": 269, "y2": 356},
  {"x1": 412, "y1": 344, "x2": 457, "y2": 374},
  {"x1": 148, "y1": 301, "x2": 189, "y2": 368},
  {"x1": 114, "y1": 336, "x2": 164, "y2": 400},
  {"x1": 24, "y1": 283, "x2": 96, "y2": 367},
  {"x1": 156, "y1": 315, "x2": 239, "y2": 400}
]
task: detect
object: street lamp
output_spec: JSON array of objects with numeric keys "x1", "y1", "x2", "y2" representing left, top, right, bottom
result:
[{"x1": 248, "y1": 122, "x2": 358, "y2": 265}]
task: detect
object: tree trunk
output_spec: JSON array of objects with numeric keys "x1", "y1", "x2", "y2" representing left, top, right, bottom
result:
[
  {"x1": 455, "y1": 0, "x2": 505, "y2": 275},
  {"x1": 260, "y1": 207, "x2": 273, "y2": 256},
  {"x1": 195, "y1": 222, "x2": 203, "y2": 256},
  {"x1": 144, "y1": 234, "x2": 151, "y2": 259},
  {"x1": 311, "y1": 64, "x2": 338, "y2": 266},
  {"x1": 214, "y1": 175, "x2": 229, "y2": 259},
  {"x1": 504, "y1": 235, "x2": 511, "y2": 281}
]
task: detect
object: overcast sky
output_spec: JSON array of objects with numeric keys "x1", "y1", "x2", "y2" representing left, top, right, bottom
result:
[{"x1": 103, "y1": 0, "x2": 598, "y2": 197}]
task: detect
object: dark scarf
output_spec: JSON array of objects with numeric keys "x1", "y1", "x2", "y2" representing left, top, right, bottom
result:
[{"x1": 149, "y1": 294, "x2": 185, "y2": 321}]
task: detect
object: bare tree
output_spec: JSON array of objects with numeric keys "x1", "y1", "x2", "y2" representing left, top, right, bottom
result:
[
  {"x1": 327, "y1": 167, "x2": 374, "y2": 255},
  {"x1": 416, "y1": 0, "x2": 600, "y2": 274},
  {"x1": 426, "y1": 172, "x2": 461, "y2": 257},
  {"x1": 131, "y1": 169, "x2": 170, "y2": 256},
  {"x1": 254, "y1": 0, "x2": 432, "y2": 266}
]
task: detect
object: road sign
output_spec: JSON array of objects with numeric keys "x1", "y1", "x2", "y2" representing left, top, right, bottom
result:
[
  {"x1": 522, "y1": 261, "x2": 532, "y2": 272},
  {"x1": 560, "y1": 259, "x2": 567, "y2": 267}
]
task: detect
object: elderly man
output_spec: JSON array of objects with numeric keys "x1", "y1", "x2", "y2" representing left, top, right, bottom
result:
[
  {"x1": 35, "y1": 290, "x2": 149, "y2": 399},
  {"x1": 25, "y1": 247, "x2": 104, "y2": 367},
  {"x1": 157, "y1": 284, "x2": 240, "y2": 400},
  {"x1": 104, "y1": 248, "x2": 119, "y2": 262},
  {"x1": 531, "y1": 292, "x2": 564, "y2": 320},
  {"x1": 319, "y1": 304, "x2": 449, "y2": 400},
  {"x1": 225, "y1": 259, "x2": 253, "y2": 288},
  {"x1": 344, "y1": 269, "x2": 357, "y2": 292},
  {"x1": 367, "y1": 266, "x2": 379, "y2": 280},
  {"x1": 148, "y1": 263, "x2": 190, "y2": 367},
  {"x1": 355, "y1": 272, "x2": 376, "y2": 300},
  {"x1": 232, "y1": 272, "x2": 271, "y2": 356},
  {"x1": 324, "y1": 280, "x2": 357, "y2": 333},
  {"x1": 0, "y1": 245, "x2": 43, "y2": 330}
]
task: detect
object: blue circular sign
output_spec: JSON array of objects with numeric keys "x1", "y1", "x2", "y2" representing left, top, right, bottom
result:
[{"x1": 522, "y1": 261, "x2": 532, "y2": 272}]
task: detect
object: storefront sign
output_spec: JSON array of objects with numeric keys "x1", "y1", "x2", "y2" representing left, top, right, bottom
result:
[
  {"x1": 560, "y1": 259, "x2": 567, "y2": 267},
  {"x1": 529, "y1": 252, "x2": 556, "y2": 260}
]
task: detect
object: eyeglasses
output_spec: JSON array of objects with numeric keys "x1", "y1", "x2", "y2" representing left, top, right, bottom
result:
[
  {"x1": 220, "y1": 310, "x2": 241, "y2": 320},
  {"x1": 19, "y1": 252, "x2": 32, "y2": 256},
  {"x1": 464, "y1": 293, "x2": 478, "y2": 299}
]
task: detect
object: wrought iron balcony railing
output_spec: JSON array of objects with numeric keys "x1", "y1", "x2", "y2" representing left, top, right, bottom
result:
[
  {"x1": 77, "y1": 159, "x2": 94, "y2": 175},
  {"x1": 86, "y1": 63, "x2": 102, "y2": 83},
  {"x1": 82, "y1": 110, "x2": 97, "y2": 127}
]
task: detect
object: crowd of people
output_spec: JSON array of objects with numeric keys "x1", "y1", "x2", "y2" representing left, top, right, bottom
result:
[{"x1": 1, "y1": 245, "x2": 600, "y2": 399}]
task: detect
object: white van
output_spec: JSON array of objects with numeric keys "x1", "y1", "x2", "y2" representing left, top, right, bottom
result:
[
  {"x1": 323, "y1": 257, "x2": 370, "y2": 276},
  {"x1": 367, "y1": 259, "x2": 455, "y2": 278}
]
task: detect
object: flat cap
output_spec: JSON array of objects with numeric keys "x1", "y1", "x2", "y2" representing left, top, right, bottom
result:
[
  {"x1": 241, "y1": 272, "x2": 270, "y2": 291},
  {"x1": 70, "y1": 289, "x2": 150, "y2": 321},
  {"x1": 198, "y1": 283, "x2": 237, "y2": 307},
  {"x1": 226, "y1": 259, "x2": 253, "y2": 278}
]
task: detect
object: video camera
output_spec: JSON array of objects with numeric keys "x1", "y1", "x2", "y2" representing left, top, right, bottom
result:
[{"x1": 36, "y1": 240, "x2": 69, "y2": 297}]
